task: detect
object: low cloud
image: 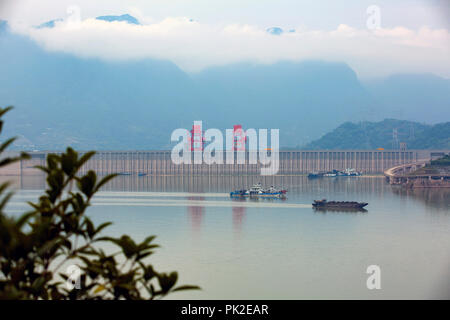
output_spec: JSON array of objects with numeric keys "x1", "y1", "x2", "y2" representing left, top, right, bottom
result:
[{"x1": 10, "y1": 17, "x2": 450, "y2": 78}]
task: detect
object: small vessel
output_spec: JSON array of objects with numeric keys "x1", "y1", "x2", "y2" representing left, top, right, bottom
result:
[
  {"x1": 341, "y1": 168, "x2": 362, "y2": 176},
  {"x1": 230, "y1": 183, "x2": 287, "y2": 198},
  {"x1": 308, "y1": 168, "x2": 362, "y2": 178},
  {"x1": 312, "y1": 199, "x2": 368, "y2": 209},
  {"x1": 323, "y1": 172, "x2": 337, "y2": 177},
  {"x1": 308, "y1": 172, "x2": 323, "y2": 178},
  {"x1": 229, "y1": 189, "x2": 247, "y2": 197},
  {"x1": 313, "y1": 206, "x2": 368, "y2": 213}
]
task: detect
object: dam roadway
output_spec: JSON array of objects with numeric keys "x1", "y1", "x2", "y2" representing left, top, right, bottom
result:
[
  {"x1": 2, "y1": 149, "x2": 448, "y2": 176},
  {"x1": 384, "y1": 158, "x2": 450, "y2": 187}
]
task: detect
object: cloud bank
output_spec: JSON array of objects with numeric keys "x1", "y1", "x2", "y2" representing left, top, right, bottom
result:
[{"x1": 10, "y1": 17, "x2": 450, "y2": 78}]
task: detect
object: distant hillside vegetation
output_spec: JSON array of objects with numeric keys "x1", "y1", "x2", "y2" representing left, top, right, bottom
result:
[{"x1": 303, "y1": 119, "x2": 450, "y2": 150}]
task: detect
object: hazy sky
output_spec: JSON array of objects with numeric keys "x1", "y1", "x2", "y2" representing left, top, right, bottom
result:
[
  {"x1": 1, "y1": 0, "x2": 449, "y2": 29},
  {"x1": 1, "y1": 0, "x2": 449, "y2": 78}
]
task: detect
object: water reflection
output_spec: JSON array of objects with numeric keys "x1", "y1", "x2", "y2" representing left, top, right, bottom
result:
[
  {"x1": 313, "y1": 207, "x2": 368, "y2": 214},
  {"x1": 188, "y1": 196, "x2": 205, "y2": 234},
  {"x1": 4, "y1": 174, "x2": 389, "y2": 192},
  {"x1": 0, "y1": 175, "x2": 386, "y2": 193},
  {"x1": 3, "y1": 174, "x2": 449, "y2": 211},
  {"x1": 232, "y1": 205, "x2": 245, "y2": 237},
  {"x1": 2, "y1": 173, "x2": 450, "y2": 299},
  {"x1": 391, "y1": 186, "x2": 450, "y2": 211}
]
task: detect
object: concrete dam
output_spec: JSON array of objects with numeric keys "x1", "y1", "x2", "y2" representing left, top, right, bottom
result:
[{"x1": 3, "y1": 150, "x2": 448, "y2": 176}]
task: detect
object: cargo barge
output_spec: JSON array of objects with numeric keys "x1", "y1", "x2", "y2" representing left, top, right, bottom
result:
[{"x1": 312, "y1": 199, "x2": 368, "y2": 209}]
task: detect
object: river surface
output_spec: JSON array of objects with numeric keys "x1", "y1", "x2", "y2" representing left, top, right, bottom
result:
[{"x1": 3, "y1": 175, "x2": 450, "y2": 299}]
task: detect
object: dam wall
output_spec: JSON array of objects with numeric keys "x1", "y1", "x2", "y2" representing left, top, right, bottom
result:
[{"x1": 2, "y1": 149, "x2": 448, "y2": 176}]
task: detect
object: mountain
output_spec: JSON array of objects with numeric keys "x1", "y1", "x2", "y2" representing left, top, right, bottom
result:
[
  {"x1": 0, "y1": 21, "x2": 196, "y2": 150},
  {"x1": 266, "y1": 27, "x2": 284, "y2": 35},
  {"x1": 303, "y1": 119, "x2": 450, "y2": 150},
  {"x1": 95, "y1": 14, "x2": 140, "y2": 25},
  {"x1": 266, "y1": 27, "x2": 295, "y2": 35},
  {"x1": 0, "y1": 19, "x2": 448, "y2": 151},
  {"x1": 0, "y1": 20, "x2": 8, "y2": 33},
  {"x1": 191, "y1": 60, "x2": 375, "y2": 147},
  {"x1": 363, "y1": 74, "x2": 450, "y2": 124},
  {"x1": 36, "y1": 19, "x2": 63, "y2": 29},
  {"x1": 36, "y1": 14, "x2": 140, "y2": 29}
]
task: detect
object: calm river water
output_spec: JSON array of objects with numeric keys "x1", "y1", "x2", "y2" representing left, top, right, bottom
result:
[{"x1": 3, "y1": 175, "x2": 450, "y2": 299}]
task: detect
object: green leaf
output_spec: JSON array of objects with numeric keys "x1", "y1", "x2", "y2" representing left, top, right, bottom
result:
[
  {"x1": 34, "y1": 165, "x2": 50, "y2": 174},
  {"x1": 61, "y1": 147, "x2": 79, "y2": 176},
  {"x1": 0, "y1": 105, "x2": 13, "y2": 118},
  {"x1": 0, "y1": 191, "x2": 14, "y2": 211},
  {"x1": 15, "y1": 211, "x2": 36, "y2": 229},
  {"x1": 77, "y1": 171, "x2": 97, "y2": 197},
  {"x1": 140, "y1": 264, "x2": 157, "y2": 281},
  {"x1": 31, "y1": 276, "x2": 46, "y2": 293},
  {"x1": 0, "y1": 181, "x2": 10, "y2": 194},
  {"x1": 46, "y1": 154, "x2": 60, "y2": 171},
  {"x1": 94, "y1": 222, "x2": 113, "y2": 236},
  {"x1": 171, "y1": 285, "x2": 201, "y2": 292},
  {"x1": 85, "y1": 217, "x2": 95, "y2": 239},
  {"x1": 0, "y1": 137, "x2": 16, "y2": 153},
  {"x1": 94, "y1": 174, "x2": 118, "y2": 193},
  {"x1": 78, "y1": 151, "x2": 96, "y2": 168},
  {"x1": 157, "y1": 272, "x2": 178, "y2": 293}
]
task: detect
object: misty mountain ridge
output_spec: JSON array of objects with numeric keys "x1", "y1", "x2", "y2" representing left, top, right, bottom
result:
[
  {"x1": 35, "y1": 14, "x2": 140, "y2": 29},
  {"x1": 364, "y1": 74, "x2": 450, "y2": 124},
  {"x1": 0, "y1": 19, "x2": 448, "y2": 151},
  {"x1": 303, "y1": 119, "x2": 450, "y2": 150},
  {"x1": 95, "y1": 14, "x2": 140, "y2": 25}
]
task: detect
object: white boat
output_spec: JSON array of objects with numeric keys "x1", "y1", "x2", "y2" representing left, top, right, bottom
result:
[
  {"x1": 230, "y1": 183, "x2": 287, "y2": 198},
  {"x1": 323, "y1": 173, "x2": 337, "y2": 177},
  {"x1": 342, "y1": 168, "x2": 362, "y2": 176}
]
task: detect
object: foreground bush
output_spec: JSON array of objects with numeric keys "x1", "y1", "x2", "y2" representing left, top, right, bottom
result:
[{"x1": 0, "y1": 106, "x2": 199, "y2": 299}]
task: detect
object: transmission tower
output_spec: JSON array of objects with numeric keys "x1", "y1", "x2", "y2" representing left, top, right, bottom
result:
[
  {"x1": 409, "y1": 123, "x2": 415, "y2": 140},
  {"x1": 392, "y1": 128, "x2": 399, "y2": 150},
  {"x1": 400, "y1": 142, "x2": 407, "y2": 151}
]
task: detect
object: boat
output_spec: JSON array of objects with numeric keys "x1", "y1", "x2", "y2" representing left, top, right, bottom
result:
[
  {"x1": 229, "y1": 189, "x2": 247, "y2": 197},
  {"x1": 308, "y1": 168, "x2": 362, "y2": 178},
  {"x1": 230, "y1": 183, "x2": 287, "y2": 198},
  {"x1": 308, "y1": 172, "x2": 323, "y2": 178},
  {"x1": 323, "y1": 172, "x2": 337, "y2": 177},
  {"x1": 312, "y1": 199, "x2": 368, "y2": 209},
  {"x1": 341, "y1": 168, "x2": 362, "y2": 176},
  {"x1": 308, "y1": 170, "x2": 338, "y2": 178},
  {"x1": 313, "y1": 206, "x2": 368, "y2": 213}
]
